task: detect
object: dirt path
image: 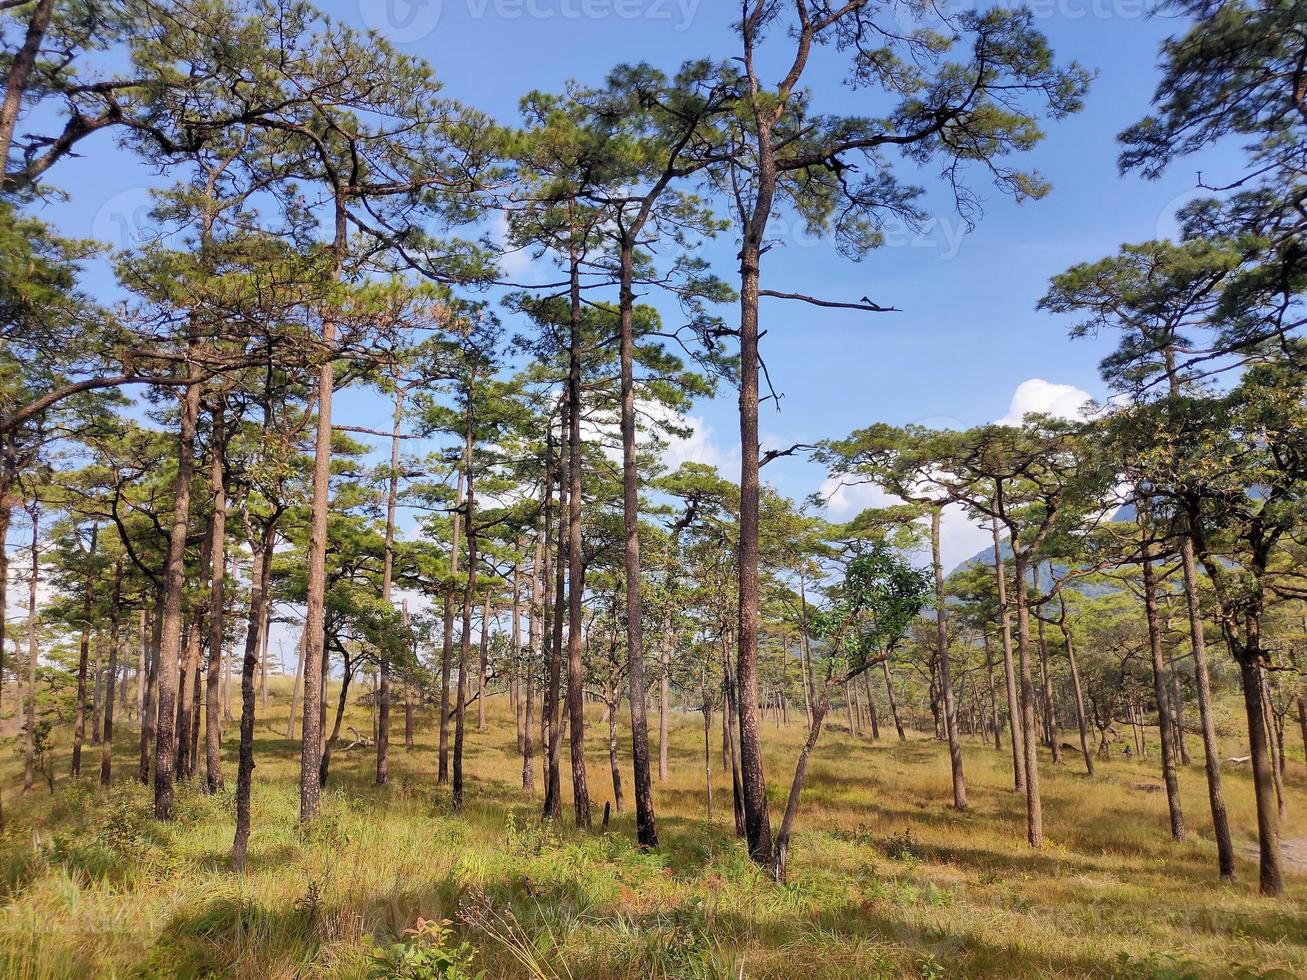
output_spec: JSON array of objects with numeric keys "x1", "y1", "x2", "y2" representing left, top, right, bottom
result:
[{"x1": 1242, "y1": 838, "x2": 1307, "y2": 873}]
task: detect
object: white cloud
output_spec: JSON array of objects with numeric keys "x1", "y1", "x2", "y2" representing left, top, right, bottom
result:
[{"x1": 996, "y1": 378, "x2": 1094, "y2": 426}]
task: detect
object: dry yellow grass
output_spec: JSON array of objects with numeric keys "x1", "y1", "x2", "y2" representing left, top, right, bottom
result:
[{"x1": 0, "y1": 687, "x2": 1302, "y2": 978}]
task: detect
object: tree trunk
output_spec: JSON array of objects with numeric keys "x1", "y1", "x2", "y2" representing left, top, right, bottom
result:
[
  {"x1": 882, "y1": 660, "x2": 905, "y2": 741},
  {"x1": 523, "y1": 537, "x2": 540, "y2": 792},
  {"x1": 992, "y1": 514, "x2": 1026, "y2": 791},
  {"x1": 452, "y1": 422, "x2": 477, "y2": 811},
  {"x1": 71, "y1": 526, "x2": 98, "y2": 776},
  {"x1": 299, "y1": 207, "x2": 345, "y2": 821},
  {"x1": 1060, "y1": 609, "x2": 1094, "y2": 777},
  {"x1": 1141, "y1": 536, "x2": 1185, "y2": 841},
  {"x1": 154, "y1": 354, "x2": 202, "y2": 819},
  {"x1": 735, "y1": 223, "x2": 773, "y2": 867},
  {"x1": 23, "y1": 506, "x2": 39, "y2": 795},
  {"x1": 204, "y1": 401, "x2": 228, "y2": 793},
  {"x1": 286, "y1": 631, "x2": 305, "y2": 739},
  {"x1": 933, "y1": 509, "x2": 966, "y2": 809},
  {"x1": 542, "y1": 410, "x2": 565, "y2": 821},
  {"x1": 617, "y1": 240, "x2": 656, "y2": 846},
  {"x1": 566, "y1": 249, "x2": 591, "y2": 830},
  {"x1": 439, "y1": 463, "x2": 464, "y2": 785},
  {"x1": 377, "y1": 386, "x2": 404, "y2": 786},
  {"x1": 773, "y1": 690, "x2": 828, "y2": 883},
  {"x1": 1013, "y1": 555, "x2": 1043, "y2": 847},
  {"x1": 478, "y1": 596, "x2": 489, "y2": 733},
  {"x1": 0, "y1": 0, "x2": 55, "y2": 171},
  {"x1": 99, "y1": 560, "x2": 123, "y2": 786},
  {"x1": 1033, "y1": 566, "x2": 1060, "y2": 763},
  {"x1": 139, "y1": 598, "x2": 161, "y2": 785},
  {"x1": 232, "y1": 517, "x2": 276, "y2": 869},
  {"x1": 864, "y1": 670, "x2": 880, "y2": 740},
  {"x1": 1237, "y1": 651, "x2": 1283, "y2": 896}
]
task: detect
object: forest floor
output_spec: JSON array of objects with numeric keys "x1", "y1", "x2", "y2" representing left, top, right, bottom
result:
[{"x1": 0, "y1": 691, "x2": 1303, "y2": 979}]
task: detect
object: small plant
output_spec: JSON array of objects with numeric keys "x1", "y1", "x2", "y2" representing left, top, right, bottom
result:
[
  {"x1": 369, "y1": 918, "x2": 485, "y2": 980},
  {"x1": 880, "y1": 829, "x2": 923, "y2": 862}
]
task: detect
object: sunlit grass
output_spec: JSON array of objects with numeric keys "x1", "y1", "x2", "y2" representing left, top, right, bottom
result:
[{"x1": 0, "y1": 683, "x2": 1302, "y2": 978}]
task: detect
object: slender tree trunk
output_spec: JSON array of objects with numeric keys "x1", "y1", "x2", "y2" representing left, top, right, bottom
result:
[
  {"x1": 617, "y1": 241, "x2": 656, "y2": 846},
  {"x1": 286, "y1": 631, "x2": 304, "y2": 739},
  {"x1": 139, "y1": 597, "x2": 161, "y2": 785},
  {"x1": 1013, "y1": 554, "x2": 1043, "y2": 847},
  {"x1": 565, "y1": 250, "x2": 591, "y2": 829},
  {"x1": 23, "y1": 506, "x2": 39, "y2": 795},
  {"x1": 478, "y1": 596, "x2": 489, "y2": 733},
  {"x1": 1168, "y1": 651, "x2": 1190, "y2": 765},
  {"x1": 735, "y1": 223, "x2": 773, "y2": 866},
  {"x1": 864, "y1": 670, "x2": 880, "y2": 740},
  {"x1": 204, "y1": 402, "x2": 228, "y2": 793},
  {"x1": 154, "y1": 357, "x2": 202, "y2": 818},
  {"x1": 1260, "y1": 669, "x2": 1284, "y2": 816},
  {"x1": 985, "y1": 634, "x2": 1001, "y2": 750},
  {"x1": 1060, "y1": 609, "x2": 1094, "y2": 777},
  {"x1": 524, "y1": 538, "x2": 540, "y2": 792},
  {"x1": 993, "y1": 513, "x2": 1026, "y2": 791},
  {"x1": 1142, "y1": 538, "x2": 1185, "y2": 841},
  {"x1": 1034, "y1": 566, "x2": 1060, "y2": 763},
  {"x1": 882, "y1": 660, "x2": 905, "y2": 740},
  {"x1": 452, "y1": 430, "x2": 477, "y2": 811},
  {"x1": 439, "y1": 466, "x2": 465, "y2": 785},
  {"x1": 377, "y1": 387, "x2": 404, "y2": 786},
  {"x1": 1237, "y1": 648, "x2": 1283, "y2": 896},
  {"x1": 233, "y1": 517, "x2": 276, "y2": 869},
  {"x1": 99, "y1": 560, "x2": 123, "y2": 786},
  {"x1": 933, "y1": 509, "x2": 966, "y2": 809},
  {"x1": 299, "y1": 205, "x2": 347, "y2": 822},
  {"x1": 542, "y1": 413, "x2": 565, "y2": 821},
  {"x1": 1297, "y1": 695, "x2": 1307, "y2": 777},
  {"x1": 71, "y1": 526, "x2": 98, "y2": 776},
  {"x1": 608, "y1": 671, "x2": 623, "y2": 813},
  {"x1": 773, "y1": 683, "x2": 833, "y2": 883}
]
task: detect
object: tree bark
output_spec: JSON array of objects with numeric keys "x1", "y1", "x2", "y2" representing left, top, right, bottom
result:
[
  {"x1": 566, "y1": 248, "x2": 591, "y2": 829},
  {"x1": 99, "y1": 560, "x2": 123, "y2": 786},
  {"x1": 452, "y1": 410, "x2": 477, "y2": 812},
  {"x1": 232, "y1": 516, "x2": 275, "y2": 869},
  {"x1": 154, "y1": 361, "x2": 202, "y2": 819},
  {"x1": 377, "y1": 386, "x2": 404, "y2": 786},
  {"x1": 23, "y1": 506, "x2": 39, "y2": 795},
  {"x1": 617, "y1": 239, "x2": 656, "y2": 847},
  {"x1": 0, "y1": 0, "x2": 55, "y2": 172},
  {"x1": 139, "y1": 598, "x2": 161, "y2": 785},
  {"x1": 993, "y1": 513, "x2": 1026, "y2": 791},
  {"x1": 1059, "y1": 608, "x2": 1094, "y2": 777},
  {"x1": 71, "y1": 526, "x2": 98, "y2": 777},
  {"x1": 1142, "y1": 535, "x2": 1185, "y2": 842},
  {"x1": 438, "y1": 466, "x2": 464, "y2": 785},
  {"x1": 1013, "y1": 554, "x2": 1043, "y2": 847},
  {"x1": 882, "y1": 660, "x2": 905, "y2": 741},
  {"x1": 204, "y1": 401, "x2": 229, "y2": 793},
  {"x1": 933, "y1": 508, "x2": 966, "y2": 809}
]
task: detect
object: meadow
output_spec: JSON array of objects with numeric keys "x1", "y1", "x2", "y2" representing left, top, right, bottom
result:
[{"x1": 0, "y1": 686, "x2": 1302, "y2": 979}]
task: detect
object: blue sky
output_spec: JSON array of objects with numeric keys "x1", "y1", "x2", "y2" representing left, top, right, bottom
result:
[{"x1": 31, "y1": 1, "x2": 1242, "y2": 577}]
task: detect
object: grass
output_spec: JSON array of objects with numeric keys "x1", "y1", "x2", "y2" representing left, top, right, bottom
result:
[{"x1": 0, "y1": 685, "x2": 1302, "y2": 978}]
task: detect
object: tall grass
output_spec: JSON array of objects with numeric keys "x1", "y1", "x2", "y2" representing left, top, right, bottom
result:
[{"x1": 0, "y1": 688, "x2": 1301, "y2": 978}]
